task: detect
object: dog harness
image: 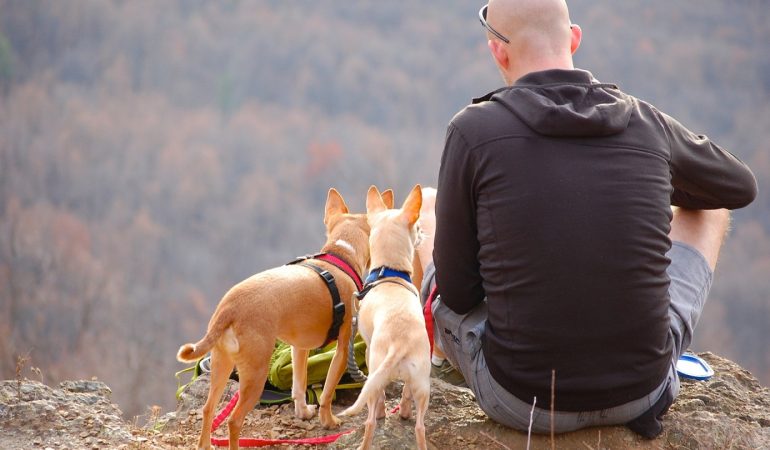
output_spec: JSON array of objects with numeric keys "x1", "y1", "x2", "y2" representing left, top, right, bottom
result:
[
  {"x1": 356, "y1": 266, "x2": 418, "y2": 300},
  {"x1": 287, "y1": 252, "x2": 363, "y2": 347}
]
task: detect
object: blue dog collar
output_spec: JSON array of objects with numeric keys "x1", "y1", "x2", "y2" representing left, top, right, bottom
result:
[{"x1": 365, "y1": 266, "x2": 412, "y2": 285}]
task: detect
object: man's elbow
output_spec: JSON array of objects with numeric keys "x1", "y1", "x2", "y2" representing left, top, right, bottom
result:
[{"x1": 730, "y1": 171, "x2": 758, "y2": 210}]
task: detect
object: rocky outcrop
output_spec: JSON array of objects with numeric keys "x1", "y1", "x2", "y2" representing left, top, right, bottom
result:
[
  {"x1": 0, "y1": 379, "x2": 134, "y2": 450},
  {"x1": 1, "y1": 352, "x2": 768, "y2": 449},
  {"x1": 332, "y1": 352, "x2": 770, "y2": 449}
]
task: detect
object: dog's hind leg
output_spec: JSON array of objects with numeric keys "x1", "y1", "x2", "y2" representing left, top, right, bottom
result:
[
  {"x1": 398, "y1": 384, "x2": 413, "y2": 420},
  {"x1": 411, "y1": 379, "x2": 430, "y2": 450},
  {"x1": 198, "y1": 349, "x2": 234, "y2": 450},
  {"x1": 227, "y1": 342, "x2": 272, "y2": 450},
  {"x1": 364, "y1": 346, "x2": 386, "y2": 419},
  {"x1": 291, "y1": 346, "x2": 317, "y2": 419},
  {"x1": 358, "y1": 395, "x2": 379, "y2": 450},
  {"x1": 375, "y1": 389, "x2": 386, "y2": 419}
]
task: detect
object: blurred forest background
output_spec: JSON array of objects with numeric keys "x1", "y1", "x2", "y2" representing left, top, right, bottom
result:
[{"x1": 1, "y1": 1, "x2": 768, "y2": 418}]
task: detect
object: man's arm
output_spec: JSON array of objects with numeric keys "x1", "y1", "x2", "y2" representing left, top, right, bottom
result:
[
  {"x1": 433, "y1": 123, "x2": 485, "y2": 314},
  {"x1": 660, "y1": 111, "x2": 757, "y2": 210}
]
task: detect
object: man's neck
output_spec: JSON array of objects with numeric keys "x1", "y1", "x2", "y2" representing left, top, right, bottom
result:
[{"x1": 506, "y1": 58, "x2": 574, "y2": 85}]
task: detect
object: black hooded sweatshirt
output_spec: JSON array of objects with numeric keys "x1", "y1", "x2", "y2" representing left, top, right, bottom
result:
[{"x1": 434, "y1": 69, "x2": 757, "y2": 411}]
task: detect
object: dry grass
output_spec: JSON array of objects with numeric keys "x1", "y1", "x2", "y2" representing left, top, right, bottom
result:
[{"x1": 14, "y1": 352, "x2": 30, "y2": 403}]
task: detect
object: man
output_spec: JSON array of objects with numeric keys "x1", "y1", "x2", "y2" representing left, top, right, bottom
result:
[{"x1": 420, "y1": 0, "x2": 758, "y2": 438}]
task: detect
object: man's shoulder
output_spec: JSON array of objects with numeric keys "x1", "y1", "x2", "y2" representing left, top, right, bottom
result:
[
  {"x1": 449, "y1": 94, "x2": 519, "y2": 143},
  {"x1": 453, "y1": 99, "x2": 500, "y2": 121}
]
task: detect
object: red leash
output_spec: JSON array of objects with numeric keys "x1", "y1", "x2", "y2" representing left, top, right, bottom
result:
[
  {"x1": 209, "y1": 391, "x2": 354, "y2": 447},
  {"x1": 423, "y1": 285, "x2": 438, "y2": 354},
  {"x1": 208, "y1": 391, "x2": 407, "y2": 447}
]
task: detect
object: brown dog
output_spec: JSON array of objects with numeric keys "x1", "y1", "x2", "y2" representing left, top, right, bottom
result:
[
  {"x1": 177, "y1": 188, "x2": 370, "y2": 450},
  {"x1": 340, "y1": 185, "x2": 431, "y2": 450}
]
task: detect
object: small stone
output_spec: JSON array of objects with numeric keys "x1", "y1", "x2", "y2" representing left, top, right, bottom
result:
[
  {"x1": 679, "y1": 398, "x2": 707, "y2": 412},
  {"x1": 295, "y1": 421, "x2": 316, "y2": 431}
]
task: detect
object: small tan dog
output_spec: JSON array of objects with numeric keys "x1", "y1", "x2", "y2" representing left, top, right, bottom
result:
[
  {"x1": 340, "y1": 185, "x2": 431, "y2": 450},
  {"x1": 177, "y1": 188, "x2": 370, "y2": 450}
]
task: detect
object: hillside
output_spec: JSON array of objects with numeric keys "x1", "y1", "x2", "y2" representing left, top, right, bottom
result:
[{"x1": 1, "y1": 1, "x2": 768, "y2": 417}]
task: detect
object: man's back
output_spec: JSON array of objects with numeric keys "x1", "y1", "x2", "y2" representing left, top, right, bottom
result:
[{"x1": 434, "y1": 68, "x2": 756, "y2": 410}]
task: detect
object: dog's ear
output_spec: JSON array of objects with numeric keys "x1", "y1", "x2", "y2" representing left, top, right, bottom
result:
[
  {"x1": 401, "y1": 184, "x2": 422, "y2": 226},
  {"x1": 381, "y1": 189, "x2": 395, "y2": 209},
  {"x1": 366, "y1": 185, "x2": 386, "y2": 215},
  {"x1": 325, "y1": 188, "x2": 349, "y2": 226}
]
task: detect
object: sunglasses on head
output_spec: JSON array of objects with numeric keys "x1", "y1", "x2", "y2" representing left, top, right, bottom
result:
[
  {"x1": 479, "y1": 4, "x2": 575, "y2": 44},
  {"x1": 478, "y1": 4, "x2": 510, "y2": 44}
]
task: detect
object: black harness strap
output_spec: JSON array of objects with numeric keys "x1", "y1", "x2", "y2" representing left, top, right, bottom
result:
[{"x1": 287, "y1": 257, "x2": 346, "y2": 347}]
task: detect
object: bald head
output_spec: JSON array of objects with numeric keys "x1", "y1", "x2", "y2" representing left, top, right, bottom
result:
[{"x1": 485, "y1": 0, "x2": 580, "y2": 84}]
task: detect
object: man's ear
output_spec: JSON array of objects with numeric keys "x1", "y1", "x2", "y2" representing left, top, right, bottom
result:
[
  {"x1": 401, "y1": 184, "x2": 422, "y2": 227},
  {"x1": 488, "y1": 39, "x2": 509, "y2": 72},
  {"x1": 366, "y1": 185, "x2": 387, "y2": 215},
  {"x1": 324, "y1": 188, "x2": 349, "y2": 226},
  {"x1": 570, "y1": 24, "x2": 582, "y2": 55}
]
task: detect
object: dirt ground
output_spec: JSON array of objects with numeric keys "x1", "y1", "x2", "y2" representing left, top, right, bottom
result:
[{"x1": 125, "y1": 352, "x2": 769, "y2": 449}]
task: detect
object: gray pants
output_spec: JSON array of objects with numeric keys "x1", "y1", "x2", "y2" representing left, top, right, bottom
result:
[{"x1": 429, "y1": 241, "x2": 713, "y2": 433}]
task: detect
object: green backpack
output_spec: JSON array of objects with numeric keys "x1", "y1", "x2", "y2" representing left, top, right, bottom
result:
[{"x1": 176, "y1": 335, "x2": 368, "y2": 405}]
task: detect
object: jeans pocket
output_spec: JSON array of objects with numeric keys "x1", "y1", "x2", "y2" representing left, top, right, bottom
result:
[{"x1": 462, "y1": 318, "x2": 485, "y2": 358}]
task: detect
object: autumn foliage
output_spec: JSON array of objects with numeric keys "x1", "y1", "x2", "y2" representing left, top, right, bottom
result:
[{"x1": 0, "y1": 1, "x2": 768, "y2": 417}]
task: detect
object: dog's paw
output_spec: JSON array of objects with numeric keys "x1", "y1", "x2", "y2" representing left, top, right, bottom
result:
[
  {"x1": 294, "y1": 403, "x2": 317, "y2": 420},
  {"x1": 319, "y1": 409, "x2": 342, "y2": 429}
]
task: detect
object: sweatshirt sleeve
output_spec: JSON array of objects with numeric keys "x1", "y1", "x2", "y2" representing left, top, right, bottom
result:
[
  {"x1": 660, "y1": 111, "x2": 757, "y2": 210},
  {"x1": 433, "y1": 122, "x2": 486, "y2": 314}
]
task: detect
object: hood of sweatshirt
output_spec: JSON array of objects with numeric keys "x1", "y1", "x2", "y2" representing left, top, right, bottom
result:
[{"x1": 473, "y1": 69, "x2": 634, "y2": 137}]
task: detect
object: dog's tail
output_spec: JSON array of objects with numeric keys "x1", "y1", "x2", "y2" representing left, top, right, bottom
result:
[
  {"x1": 176, "y1": 341, "x2": 210, "y2": 364},
  {"x1": 339, "y1": 348, "x2": 402, "y2": 417},
  {"x1": 176, "y1": 309, "x2": 236, "y2": 363}
]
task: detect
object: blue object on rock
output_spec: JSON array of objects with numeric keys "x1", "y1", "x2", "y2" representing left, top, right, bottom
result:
[{"x1": 676, "y1": 353, "x2": 714, "y2": 381}]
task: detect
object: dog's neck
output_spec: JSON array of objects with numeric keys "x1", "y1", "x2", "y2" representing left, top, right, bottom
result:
[
  {"x1": 368, "y1": 259, "x2": 413, "y2": 276},
  {"x1": 322, "y1": 214, "x2": 370, "y2": 279},
  {"x1": 369, "y1": 223, "x2": 415, "y2": 275},
  {"x1": 369, "y1": 248, "x2": 414, "y2": 276},
  {"x1": 321, "y1": 239, "x2": 367, "y2": 279},
  {"x1": 333, "y1": 239, "x2": 355, "y2": 255}
]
